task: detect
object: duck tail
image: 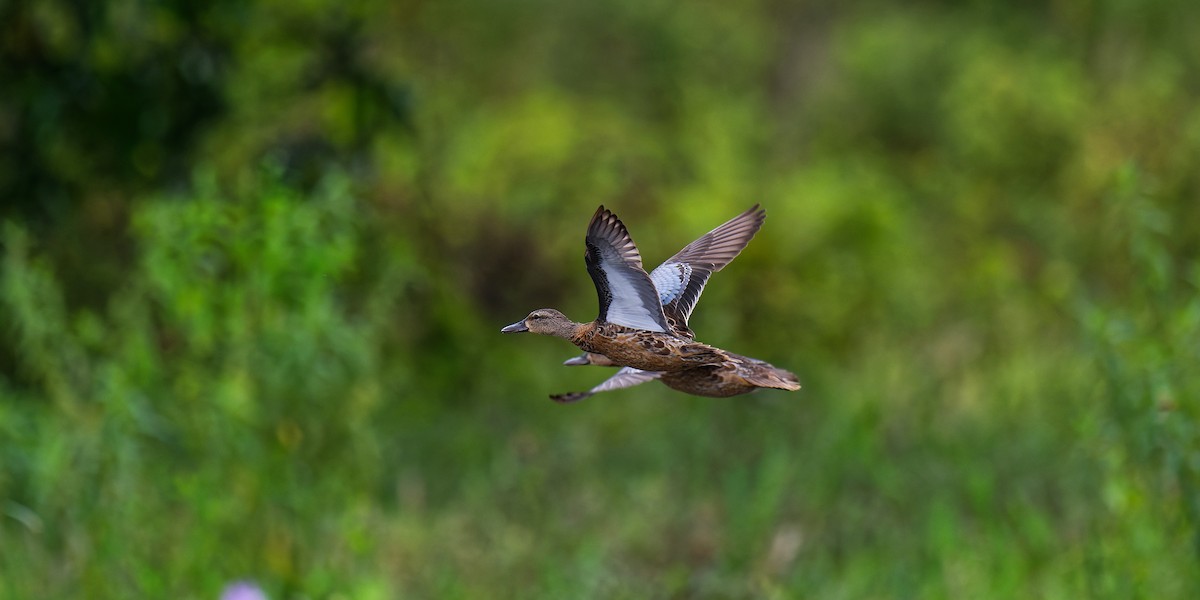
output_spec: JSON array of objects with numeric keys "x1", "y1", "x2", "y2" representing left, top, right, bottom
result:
[{"x1": 744, "y1": 364, "x2": 802, "y2": 392}]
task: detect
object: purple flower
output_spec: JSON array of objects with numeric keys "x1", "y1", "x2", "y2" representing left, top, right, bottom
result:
[{"x1": 220, "y1": 581, "x2": 268, "y2": 600}]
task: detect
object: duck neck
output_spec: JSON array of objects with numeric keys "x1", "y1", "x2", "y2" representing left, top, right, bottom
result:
[
  {"x1": 545, "y1": 318, "x2": 587, "y2": 340},
  {"x1": 562, "y1": 321, "x2": 591, "y2": 343}
]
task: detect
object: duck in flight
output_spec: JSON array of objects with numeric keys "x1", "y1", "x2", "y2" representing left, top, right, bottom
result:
[
  {"x1": 550, "y1": 206, "x2": 800, "y2": 402},
  {"x1": 502, "y1": 205, "x2": 800, "y2": 399}
]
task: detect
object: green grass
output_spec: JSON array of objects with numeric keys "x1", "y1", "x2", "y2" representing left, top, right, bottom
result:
[{"x1": 2, "y1": 171, "x2": 1197, "y2": 597}]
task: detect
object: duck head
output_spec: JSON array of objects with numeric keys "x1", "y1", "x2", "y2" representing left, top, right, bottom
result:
[{"x1": 501, "y1": 309, "x2": 578, "y2": 338}]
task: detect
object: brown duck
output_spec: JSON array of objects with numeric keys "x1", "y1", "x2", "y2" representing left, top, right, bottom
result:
[
  {"x1": 501, "y1": 205, "x2": 800, "y2": 399},
  {"x1": 549, "y1": 206, "x2": 800, "y2": 402}
]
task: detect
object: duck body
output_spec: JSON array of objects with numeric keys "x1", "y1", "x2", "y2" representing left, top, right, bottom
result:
[
  {"x1": 503, "y1": 204, "x2": 801, "y2": 402},
  {"x1": 570, "y1": 321, "x2": 726, "y2": 372}
]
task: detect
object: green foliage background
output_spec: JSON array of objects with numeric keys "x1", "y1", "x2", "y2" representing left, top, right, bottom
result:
[{"x1": 3, "y1": 0, "x2": 1200, "y2": 597}]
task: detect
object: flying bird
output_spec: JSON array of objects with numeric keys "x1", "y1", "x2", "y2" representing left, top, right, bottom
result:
[
  {"x1": 501, "y1": 205, "x2": 799, "y2": 401},
  {"x1": 552, "y1": 206, "x2": 800, "y2": 402}
]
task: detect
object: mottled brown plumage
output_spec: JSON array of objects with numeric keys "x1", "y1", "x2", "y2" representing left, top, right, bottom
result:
[
  {"x1": 571, "y1": 321, "x2": 728, "y2": 371},
  {"x1": 503, "y1": 310, "x2": 726, "y2": 372},
  {"x1": 551, "y1": 352, "x2": 800, "y2": 403},
  {"x1": 660, "y1": 354, "x2": 800, "y2": 397},
  {"x1": 502, "y1": 205, "x2": 800, "y2": 400},
  {"x1": 550, "y1": 205, "x2": 799, "y2": 402}
]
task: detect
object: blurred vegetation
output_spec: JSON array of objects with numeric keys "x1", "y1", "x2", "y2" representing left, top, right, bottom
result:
[{"x1": 2, "y1": 0, "x2": 1200, "y2": 597}]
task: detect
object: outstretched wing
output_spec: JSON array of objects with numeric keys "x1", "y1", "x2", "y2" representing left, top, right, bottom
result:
[
  {"x1": 585, "y1": 206, "x2": 672, "y2": 332},
  {"x1": 649, "y1": 204, "x2": 766, "y2": 329},
  {"x1": 550, "y1": 367, "x2": 663, "y2": 403}
]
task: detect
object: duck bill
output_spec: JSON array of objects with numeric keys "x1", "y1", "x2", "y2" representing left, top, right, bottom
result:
[
  {"x1": 501, "y1": 320, "x2": 529, "y2": 333},
  {"x1": 562, "y1": 355, "x2": 591, "y2": 366}
]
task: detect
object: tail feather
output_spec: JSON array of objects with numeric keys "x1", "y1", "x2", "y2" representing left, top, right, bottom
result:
[{"x1": 742, "y1": 364, "x2": 801, "y2": 392}]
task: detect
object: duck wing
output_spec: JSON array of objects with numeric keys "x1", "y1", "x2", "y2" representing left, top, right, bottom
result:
[
  {"x1": 550, "y1": 367, "x2": 663, "y2": 403},
  {"x1": 649, "y1": 204, "x2": 766, "y2": 331},
  {"x1": 585, "y1": 206, "x2": 672, "y2": 332}
]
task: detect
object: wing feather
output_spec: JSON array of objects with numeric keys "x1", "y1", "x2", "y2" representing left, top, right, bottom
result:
[
  {"x1": 649, "y1": 204, "x2": 766, "y2": 327},
  {"x1": 585, "y1": 206, "x2": 672, "y2": 332},
  {"x1": 549, "y1": 367, "x2": 663, "y2": 403}
]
